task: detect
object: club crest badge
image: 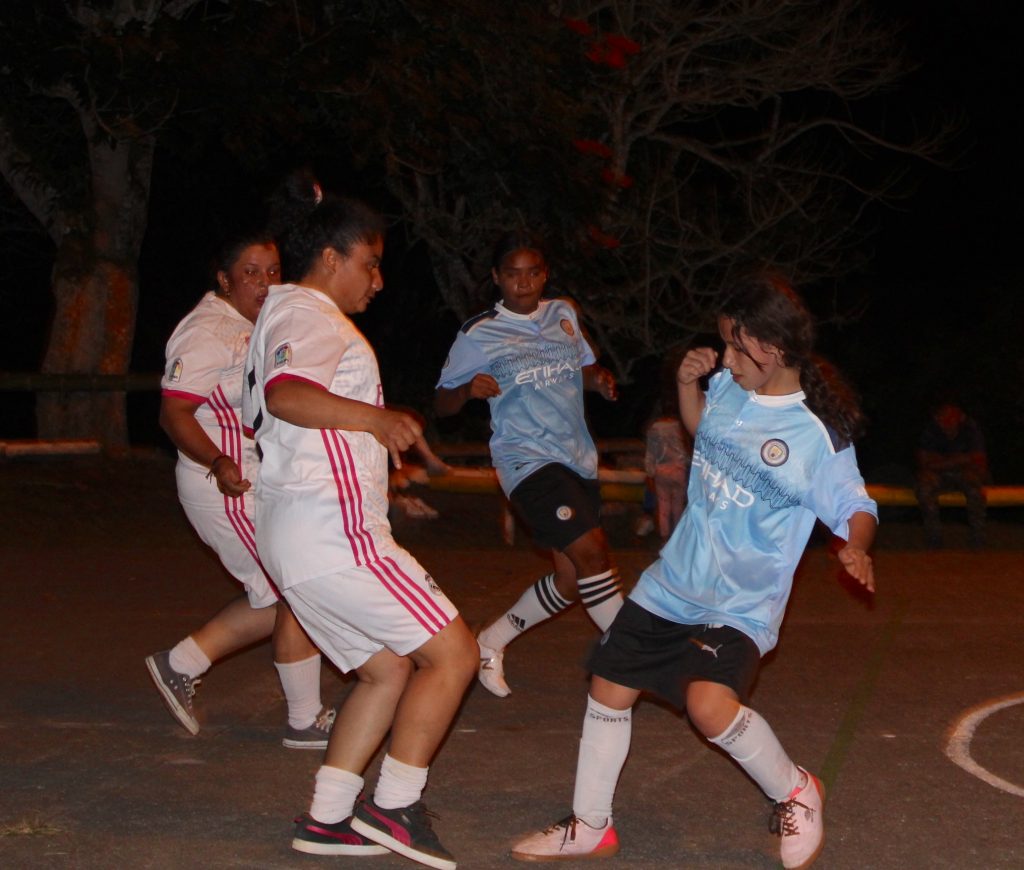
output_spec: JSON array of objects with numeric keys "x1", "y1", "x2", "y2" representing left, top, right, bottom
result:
[
  {"x1": 556, "y1": 505, "x2": 574, "y2": 521},
  {"x1": 560, "y1": 319, "x2": 575, "y2": 337},
  {"x1": 273, "y1": 343, "x2": 292, "y2": 368},
  {"x1": 168, "y1": 358, "x2": 183, "y2": 383},
  {"x1": 425, "y1": 573, "x2": 443, "y2": 596},
  {"x1": 760, "y1": 439, "x2": 789, "y2": 467}
]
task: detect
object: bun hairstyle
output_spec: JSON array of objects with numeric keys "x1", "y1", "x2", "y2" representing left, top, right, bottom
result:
[
  {"x1": 720, "y1": 272, "x2": 865, "y2": 445},
  {"x1": 268, "y1": 169, "x2": 386, "y2": 282}
]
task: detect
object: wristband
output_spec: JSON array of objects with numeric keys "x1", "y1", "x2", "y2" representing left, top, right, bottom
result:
[{"x1": 205, "y1": 454, "x2": 229, "y2": 480}]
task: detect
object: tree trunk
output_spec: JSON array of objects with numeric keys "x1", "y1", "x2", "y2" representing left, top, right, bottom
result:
[{"x1": 36, "y1": 135, "x2": 153, "y2": 454}]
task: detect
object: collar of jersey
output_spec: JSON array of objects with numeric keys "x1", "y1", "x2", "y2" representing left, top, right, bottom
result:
[
  {"x1": 495, "y1": 299, "x2": 544, "y2": 321},
  {"x1": 747, "y1": 389, "x2": 806, "y2": 407}
]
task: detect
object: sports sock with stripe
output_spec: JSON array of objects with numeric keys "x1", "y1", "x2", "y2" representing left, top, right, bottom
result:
[
  {"x1": 708, "y1": 705, "x2": 801, "y2": 801},
  {"x1": 578, "y1": 569, "x2": 624, "y2": 631},
  {"x1": 572, "y1": 695, "x2": 632, "y2": 828},
  {"x1": 477, "y1": 573, "x2": 572, "y2": 652}
]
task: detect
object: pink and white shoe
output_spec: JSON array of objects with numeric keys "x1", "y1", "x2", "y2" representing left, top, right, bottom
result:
[
  {"x1": 511, "y1": 815, "x2": 619, "y2": 862},
  {"x1": 771, "y1": 768, "x2": 825, "y2": 869}
]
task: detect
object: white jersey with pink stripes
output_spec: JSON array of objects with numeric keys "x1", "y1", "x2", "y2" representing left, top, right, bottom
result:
[
  {"x1": 161, "y1": 291, "x2": 273, "y2": 606},
  {"x1": 242, "y1": 283, "x2": 399, "y2": 588}
]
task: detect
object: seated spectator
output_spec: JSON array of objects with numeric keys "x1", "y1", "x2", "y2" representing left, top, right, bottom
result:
[{"x1": 914, "y1": 402, "x2": 989, "y2": 548}]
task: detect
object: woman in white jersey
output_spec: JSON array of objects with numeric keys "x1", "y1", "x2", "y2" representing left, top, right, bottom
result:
[
  {"x1": 511, "y1": 274, "x2": 877, "y2": 870},
  {"x1": 146, "y1": 232, "x2": 329, "y2": 748},
  {"x1": 435, "y1": 231, "x2": 623, "y2": 698},
  {"x1": 245, "y1": 173, "x2": 476, "y2": 869}
]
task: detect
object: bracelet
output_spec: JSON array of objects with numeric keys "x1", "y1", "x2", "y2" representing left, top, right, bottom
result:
[{"x1": 205, "y1": 454, "x2": 229, "y2": 480}]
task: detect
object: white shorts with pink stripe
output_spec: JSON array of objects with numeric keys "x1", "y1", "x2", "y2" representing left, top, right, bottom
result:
[
  {"x1": 178, "y1": 466, "x2": 278, "y2": 609},
  {"x1": 281, "y1": 547, "x2": 458, "y2": 673}
]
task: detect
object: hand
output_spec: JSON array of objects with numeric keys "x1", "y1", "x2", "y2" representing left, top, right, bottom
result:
[
  {"x1": 210, "y1": 456, "x2": 251, "y2": 497},
  {"x1": 591, "y1": 366, "x2": 618, "y2": 401},
  {"x1": 370, "y1": 409, "x2": 423, "y2": 468},
  {"x1": 677, "y1": 347, "x2": 718, "y2": 386},
  {"x1": 467, "y1": 373, "x2": 501, "y2": 401},
  {"x1": 837, "y1": 545, "x2": 875, "y2": 593}
]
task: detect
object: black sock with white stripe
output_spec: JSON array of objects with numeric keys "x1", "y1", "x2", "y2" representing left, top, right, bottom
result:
[
  {"x1": 578, "y1": 569, "x2": 623, "y2": 630},
  {"x1": 478, "y1": 573, "x2": 572, "y2": 652}
]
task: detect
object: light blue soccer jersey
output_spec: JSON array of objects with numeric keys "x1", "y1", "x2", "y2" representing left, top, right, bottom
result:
[
  {"x1": 436, "y1": 299, "x2": 597, "y2": 495},
  {"x1": 630, "y1": 371, "x2": 877, "y2": 655}
]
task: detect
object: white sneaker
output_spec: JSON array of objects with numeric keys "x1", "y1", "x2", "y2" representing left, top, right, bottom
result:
[
  {"x1": 511, "y1": 815, "x2": 619, "y2": 862},
  {"x1": 477, "y1": 644, "x2": 511, "y2": 697},
  {"x1": 771, "y1": 768, "x2": 825, "y2": 869}
]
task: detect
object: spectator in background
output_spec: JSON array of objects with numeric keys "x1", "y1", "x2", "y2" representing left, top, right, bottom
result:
[
  {"x1": 644, "y1": 405, "x2": 692, "y2": 539},
  {"x1": 915, "y1": 402, "x2": 989, "y2": 548}
]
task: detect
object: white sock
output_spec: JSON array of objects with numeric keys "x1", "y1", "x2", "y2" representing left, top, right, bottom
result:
[
  {"x1": 572, "y1": 696, "x2": 632, "y2": 828},
  {"x1": 310, "y1": 765, "x2": 364, "y2": 824},
  {"x1": 578, "y1": 569, "x2": 623, "y2": 631},
  {"x1": 169, "y1": 636, "x2": 211, "y2": 679},
  {"x1": 374, "y1": 754, "x2": 428, "y2": 810},
  {"x1": 275, "y1": 653, "x2": 323, "y2": 729},
  {"x1": 708, "y1": 706, "x2": 802, "y2": 801},
  {"x1": 478, "y1": 574, "x2": 572, "y2": 652}
]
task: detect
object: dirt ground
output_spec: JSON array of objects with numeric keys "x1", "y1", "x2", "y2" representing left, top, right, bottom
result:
[{"x1": 2, "y1": 453, "x2": 1023, "y2": 869}]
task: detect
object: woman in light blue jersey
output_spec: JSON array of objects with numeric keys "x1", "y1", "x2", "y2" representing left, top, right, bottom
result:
[
  {"x1": 511, "y1": 273, "x2": 877, "y2": 870},
  {"x1": 435, "y1": 231, "x2": 624, "y2": 697}
]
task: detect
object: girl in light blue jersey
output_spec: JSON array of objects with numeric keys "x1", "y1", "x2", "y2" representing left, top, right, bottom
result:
[
  {"x1": 511, "y1": 274, "x2": 877, "y2": 870},
  {"x1": 436, "y1": 231, "x2": 624, "y2": 697}
]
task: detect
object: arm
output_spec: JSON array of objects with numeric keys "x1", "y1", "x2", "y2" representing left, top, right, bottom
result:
[
  {"x1": 676, "y1": 347, "x2": 718, "y2": 438},
  {"x1": 266, "y1": 378, "x2": 422, "y2": 468},
  {"x1": 582, "y1": 364, "x2": 617, "y2": 401},
  {"x1": 434, "y1": 373, "x2": 501, "y2": 417},
  {"x1": 159, "y1": 394, "x2": 250, "y2": 496},
  {"x1": 836, "y1": 510, "x2": 877, "y2": 593}
]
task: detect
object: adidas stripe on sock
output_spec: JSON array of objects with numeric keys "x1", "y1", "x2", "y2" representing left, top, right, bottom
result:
[
  {"x1": 578, "y1": 569, "x2": 623, "y2": 631},
  {"x1": 478, "y1": 573, "x2": 572, "y2": 652}
]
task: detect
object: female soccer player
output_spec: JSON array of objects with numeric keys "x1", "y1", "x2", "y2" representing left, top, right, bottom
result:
[
  {"x1": 511, "y1": 274, "x2": 877, "y2": 870},
  {"x1": 244, "y1": 173, "x2": 476, "y2": 869},
  {"x1": 435, "y1": 231, "x2": 623, "y2": 698},
  {"x1": 147, "y1": 232, "x2": 330, "y2": 748}
]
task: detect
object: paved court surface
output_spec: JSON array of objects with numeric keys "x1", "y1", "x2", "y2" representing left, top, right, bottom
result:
[{"x1": 2, "y1": 455, "x2": 1023, "y2": 869}]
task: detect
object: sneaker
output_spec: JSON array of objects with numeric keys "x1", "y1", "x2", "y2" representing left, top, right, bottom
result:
[
  {"x1": 283, "y1": 706, "x2": 336, "y2": 750},
  {"x1": 292, "y1": 812, "x2": 389, "y2": 856},
  {"x1": 477, "y1": 643, "x2": 511, "y2": 698},
  {"x1": 510, "y1": 815, "x2": 619, "y2": 862},
  {"x1": 351, "y1": 798, "x2": 456, "y2": 870},
  {"x1": 770, "y1": 768, "x2": 825, "y2": 870},
  {"x1": 145, "y1": 651, "x2": 200, "y2": 735}
]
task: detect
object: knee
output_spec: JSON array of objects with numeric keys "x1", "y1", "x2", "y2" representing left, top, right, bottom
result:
[{"x1": 686, "y1": 689, "x2": 740, "y2": 739}]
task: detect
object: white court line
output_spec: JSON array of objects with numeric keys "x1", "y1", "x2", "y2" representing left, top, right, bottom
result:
[{"x1": 945, "y1": 691, "x2": 1024, "y2": 798}]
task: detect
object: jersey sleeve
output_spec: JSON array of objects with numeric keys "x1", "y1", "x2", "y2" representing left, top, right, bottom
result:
[
  {"x1": 436, "y1": 329, "x2": 490, "y2": 390},
  {"x1": 803, "y1": 445, "x2": 878, "y2": 540},
  {"x1": 557, "y1": 299, "x2": 597, "y2": 367},
  {"x1": 161, "y1": 323, "x2": 231, "y2": 404},
  {"x1": 261, "y1": 305, "x2": 345, "y2": 391}
]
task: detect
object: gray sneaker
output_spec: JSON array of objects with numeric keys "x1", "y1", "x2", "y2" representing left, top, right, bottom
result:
[
  {"x1": 145, "y1": 650, "x2": 200, "y2": 735},
  {"x1": 283, "y1": 706, "x2": 336, "y2": 749}
]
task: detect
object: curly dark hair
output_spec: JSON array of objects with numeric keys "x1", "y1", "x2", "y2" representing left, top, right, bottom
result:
[{"x1": 720, "y1": 273, "x2": 866, "y2": 445}]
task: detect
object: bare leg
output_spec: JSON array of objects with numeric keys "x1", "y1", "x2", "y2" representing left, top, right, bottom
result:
[
  {"x1": 386, "y1": 617, "x2": 477, "y2": 767},
  {"x1": 272, "y1": 601, "x2": 318, "y2": 664},
  {"x1": 191, "y1": 594, "x2": 275, "y2": 662},
  {"x1": 324, "y1": 648, "x2": 414, "y2": 773}
]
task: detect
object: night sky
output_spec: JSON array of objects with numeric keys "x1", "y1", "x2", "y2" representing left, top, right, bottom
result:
[{"x1": 2, "y1": 1, "x2": 1021, "y2": 480}]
